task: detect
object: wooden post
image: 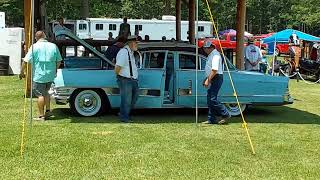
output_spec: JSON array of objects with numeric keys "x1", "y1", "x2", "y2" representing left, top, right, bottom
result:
[
  {"x1": 235, "y1": 0, "x2": 246, "y2": 70},
  {"x1": 24, "y1": 0, "x2": 32, "y2": 95},
  {"x1": 188, "y1": 0, "x2": 195, "y2": 44},
  {"x1": 176, "y1": 0, "x2": 181, "y2": 41}
]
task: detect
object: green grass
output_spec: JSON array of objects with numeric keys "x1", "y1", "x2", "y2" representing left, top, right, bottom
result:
[{"x1": 0, "y1": 76, "x2": 319, "y2": 179}]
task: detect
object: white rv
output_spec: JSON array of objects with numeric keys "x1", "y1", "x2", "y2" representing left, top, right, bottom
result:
[{"x1": 52, "y1": 16, "x2": 213, "y2": 41}]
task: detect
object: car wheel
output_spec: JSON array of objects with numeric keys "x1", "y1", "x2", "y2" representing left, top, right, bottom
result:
[
  {"x1": 70, "y1": 89, "x2": 106, "y2": 117},
  {"x1": 224, "y1": 103, "x2": 247, "y2": 116}
]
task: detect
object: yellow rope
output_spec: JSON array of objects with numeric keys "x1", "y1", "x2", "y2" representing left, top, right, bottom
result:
[
  {"x1": 20, "y1": 0, "x2": 33, "y2": 157},
  {"x1": 20, "y1": 63, "x2": 29, "y2": 157},
  {"x1": 204, "y1": 0, "x2": 256, "y2": 154}
]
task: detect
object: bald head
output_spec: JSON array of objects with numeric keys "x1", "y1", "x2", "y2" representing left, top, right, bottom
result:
[{"x1": 35, "y1": 31, "x2": 46, "y2": 41}]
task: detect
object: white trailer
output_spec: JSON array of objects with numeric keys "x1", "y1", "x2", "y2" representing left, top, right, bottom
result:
[
  {"x1": 0, "y1": 28, "x2": 24, "y2": 74},
  {"x1": 87, "y1": 16, "x2": 212, "y2": 40},
  {"x1": 52, "y1": 16, "x2": 213, "y2": 41}
]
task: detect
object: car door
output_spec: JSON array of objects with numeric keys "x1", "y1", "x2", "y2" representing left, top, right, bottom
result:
[
  {"x1": 136, "y1": 50, "x2": 167, "y2": 108},
  {"x1": 175, "y1": 52, "x2": 207, "y2": 107}
]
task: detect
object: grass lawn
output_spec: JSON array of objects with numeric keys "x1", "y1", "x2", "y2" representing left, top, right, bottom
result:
[{"x1": 0, "y1": 76, "x2": 319, "y2": 179}]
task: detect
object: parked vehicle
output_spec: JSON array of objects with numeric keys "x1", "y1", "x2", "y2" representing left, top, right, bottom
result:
[
  {"x1": 198, "y1": 33, "x2": 268, "y2": 50},
  {"x1": 50, "y1": 30, "x2": 293, "y2": 117},
  {"x1": 274, "y1": 43, "x2": 289, "y2": 56},
  {"x1": 51, "y1": 16, "x2": 213, "y2": 41}
]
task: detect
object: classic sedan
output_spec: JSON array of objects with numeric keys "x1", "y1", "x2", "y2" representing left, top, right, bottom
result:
[{"x1": 51, "y1": 30, "x2": 293, "y2": 117}]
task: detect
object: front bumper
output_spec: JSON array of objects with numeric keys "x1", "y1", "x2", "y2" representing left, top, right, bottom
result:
[{"x1": 49, "y1": 86, "x2": 74, "y2": 105}]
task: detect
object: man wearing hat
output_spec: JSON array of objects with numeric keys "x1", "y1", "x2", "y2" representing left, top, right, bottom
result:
[
  {"x1": 202, "y1": 40, "x2": 231, "y2": 125},
  {"x1": 244, "y1": 37, "x2": 262, "y2": 71},
  {"x1": 115, "y1": 35, "x2": 139, "y2": 123}
]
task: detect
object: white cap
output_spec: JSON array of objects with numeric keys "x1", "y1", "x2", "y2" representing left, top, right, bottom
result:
[{"x1": 203, "y1": 40, "x2": 215, "y2": 48}]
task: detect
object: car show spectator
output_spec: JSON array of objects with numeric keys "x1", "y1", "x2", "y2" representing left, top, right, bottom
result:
[
  {"x1": 119, "y1": 17, "x2": 131, "y2": 39},
  {"x1": 259, "y1": 48, "x2": 268, "y2": 73},
  {"x1": 104, "y1": 40, "x2": 125, "y2": 64},
  {"x1": 19, "y1": 31, "x2": 62, "y2": 121},
  {"x1": 53, "y1": 17, "x2": 69, "y2": 40},
  {"x1": 201, "y1": 40, "x2": 231, "y2": 125},
  {"x1": 108, "y1": 32, "x2": 114, "y2": 41},
  {"x1": 115, "y1": 35, "x2": 139, "y2": 123},
  {"x1": 134, "y1": 29, "x2": 142, "y2": 41},
  {"x1": 244, "y1": 37, "x2": 262, "y2": 71}
]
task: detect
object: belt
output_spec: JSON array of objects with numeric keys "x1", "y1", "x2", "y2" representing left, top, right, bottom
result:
[{"x1": 117, "y1": 75, "x2": 137, "y2": 81}]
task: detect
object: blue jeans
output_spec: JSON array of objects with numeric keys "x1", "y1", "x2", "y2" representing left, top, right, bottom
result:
[
  {"x1": 207, "y1": 75, "x2": 229, "y2": 123},
  {"x1": 117, "y1": 76, "x2": 139, "y2": 122}
]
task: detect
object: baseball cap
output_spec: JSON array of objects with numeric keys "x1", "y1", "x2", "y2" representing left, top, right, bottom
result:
[
  {"x1": 202, "y1": 40, "x2": 215, "y2": 48},
  {"x1": 126, "y1": 35, "x2": 138, "y2": 43}
]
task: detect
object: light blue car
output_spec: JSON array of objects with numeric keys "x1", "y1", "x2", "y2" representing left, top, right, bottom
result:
[{"x1": 51, "y1": 30, "x2": 293, "y2": 117}]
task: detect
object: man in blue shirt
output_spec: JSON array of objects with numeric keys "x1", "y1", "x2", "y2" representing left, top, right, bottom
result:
[{"x1": 20, "y1": 31, "x2": 62, "y2": 121}]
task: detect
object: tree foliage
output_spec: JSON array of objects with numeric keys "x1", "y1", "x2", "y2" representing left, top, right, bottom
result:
[{"x1": 0, "y1": 0, "x2": 319, "y2": 35}]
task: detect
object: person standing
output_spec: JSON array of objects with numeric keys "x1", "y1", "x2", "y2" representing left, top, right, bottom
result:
[
  {"x1": 53, "y1": 17, "x2": 69, "y2": 40},
  {"x1": 115, "y1": 36, "x2": 139, "y2": 123},
  {"x1": 118, "y1": 17, "x2": 131, "y2": 38},
  {"x1": 202, "y1": 40, "x2": 230, "y2": 125},
  {"x1": 19, "y1": 31, "x2": 62, "y2": 121},
  {"x1": 104, "y1": 37, "x2": 125, "y2": 64},
  {"x1": 108, "y1": 32, "x2": 114, "y2": 41},
  {"x1": 244, "y1": 37, "x2": 262, "y2": 71}
]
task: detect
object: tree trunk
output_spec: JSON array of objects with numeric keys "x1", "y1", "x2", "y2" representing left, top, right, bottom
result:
[
  {"x1": 164, "y1": 0, "x2": 171, "y2": 15},
  {"x1": 80, "y1": 0, "x2": 89, "y2": 19},
  {"x1": 236, "y1": 0, "x2": 246, "y2": 70}
]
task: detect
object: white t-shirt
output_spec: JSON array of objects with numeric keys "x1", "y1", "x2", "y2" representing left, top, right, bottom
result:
[
  {"x1": 244, "y1": 44, "x2": 262, "y2": 71},
  {"x1": 205, "y1": 49, "x2": 224, "y2": 78},
  {"x1": 116, "y1": 45, "x2": 138, "y2": 79}
]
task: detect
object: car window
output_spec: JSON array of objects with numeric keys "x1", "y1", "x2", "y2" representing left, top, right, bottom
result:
[
  {"x1": 223, "y1": 56, "x2": 236, "y2": 71},
  {"x1": 200, "y1": 55, "x2": 236, "y2": 71},
  {"x1": 143, "y1": 51, "x2": 166, "y2": 69},
  {"x1": 200, "y1": 56, "x2": 207, "y2": 70},
  {"x1": 179, "y1": 53, "x2": 202, "y2": 70}
]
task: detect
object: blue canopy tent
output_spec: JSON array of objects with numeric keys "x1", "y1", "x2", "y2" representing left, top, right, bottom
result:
[{"x1": 262, "y1": 29, "x2": 320, "y2": 54}]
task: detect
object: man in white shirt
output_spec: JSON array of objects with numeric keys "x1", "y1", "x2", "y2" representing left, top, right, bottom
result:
[
  {"x1": 202, "y1": 40, "x2": 230, "y2": 125},
  {"x1": 115, "y1": 35, "x2": 139, "y2": 123},
  {"x1": 244, "y1": 37, "x2": 262, "y2": 71}
]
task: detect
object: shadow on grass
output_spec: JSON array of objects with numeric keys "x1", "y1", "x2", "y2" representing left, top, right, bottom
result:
[{"x1": 50, "y1": 105, "x2": 320, "y2": 125}]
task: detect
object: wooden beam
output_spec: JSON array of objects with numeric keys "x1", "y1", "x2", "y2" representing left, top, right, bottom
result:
[
  {"x1": 188, "y1": 0, "x2": 195, "y2": 44},
  {"x1": 235, "y1": 0, "x2": 246, "y2": 70},
  {"x1": 24, "y1": 0, "x2": 32, "y2": 95},
  {"x1": 176, "y1": 0, "x2": 181, "y2": 41}
]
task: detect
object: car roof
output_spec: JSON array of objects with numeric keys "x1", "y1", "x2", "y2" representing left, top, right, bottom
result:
[{"x1": 138, "y1": 42, "x2": 207, "y2": 55}]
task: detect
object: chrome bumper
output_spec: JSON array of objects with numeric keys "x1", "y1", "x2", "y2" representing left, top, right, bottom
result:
[{"x1": 49, "y1": 87, "x2": 74, "y2": 105}]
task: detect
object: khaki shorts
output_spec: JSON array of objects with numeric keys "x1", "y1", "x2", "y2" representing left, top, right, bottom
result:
[{"x1": 33, "y1": 82, "x2": 52, "y2": 97}]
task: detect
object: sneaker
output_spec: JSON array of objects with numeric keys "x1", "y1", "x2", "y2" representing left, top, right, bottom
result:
[
  {"x1": 216, "y1": 114, "x2": 231, "y2": 124},
  {"x1": 45, "y1": 111, "x2": 55, "y2": 118},
  {"x1": 217, "y1": 119, "x2": 227, "y2": 125},
  {"x1": 33, "y1": 116, "x2": 46, "y2": 121},
  {"x1": 201, "y1": 120, "x2": 213, "y2": 125}
]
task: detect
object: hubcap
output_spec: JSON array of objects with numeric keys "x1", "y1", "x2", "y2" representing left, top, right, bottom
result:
[
  {"x1": 79, "y1": 94, "x2": 97, "y2": 112},
  {"x1": 74, "y1": 90, "x2": 102, "y2": 116},
  {"x1": 225, "y1": 103, "x2": 246, "y2": 116}
]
